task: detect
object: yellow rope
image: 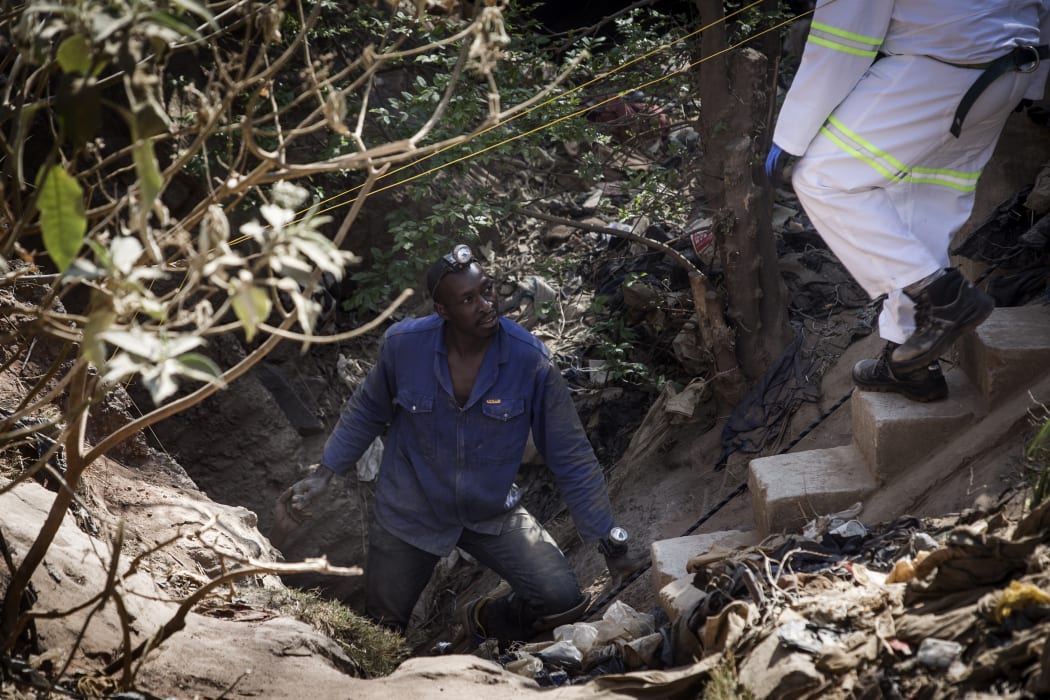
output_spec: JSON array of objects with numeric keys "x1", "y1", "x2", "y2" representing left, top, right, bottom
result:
[
  {"x1": 226, "y1": 1, "x2": 813, "y2": 245},
  {"x1": 303, "y1": 0, "x2": 770, "y2": 214}
]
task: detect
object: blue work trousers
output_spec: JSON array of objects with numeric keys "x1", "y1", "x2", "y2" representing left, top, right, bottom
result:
[{"x1": 364, "y1": 506, "x2": 584, "y2": 642}]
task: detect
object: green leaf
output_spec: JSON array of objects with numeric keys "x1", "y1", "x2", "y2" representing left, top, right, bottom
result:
[
  {"x1": 232, "y1": 284, "x2": 272, "y2": 342},
  {"x1": 132, "y1": 138, "x2": 162, "y2": 211},
  {"x1": 82, "y1": 307, "x2": 117, "y2": 369},
  {"x1": 293, "y1": 295, "x2": 321, "y2": 338},
  {"x1": 36, "y1": 165, "x2": 86, "y2": 272},
  {"x1": 164, "y1": 334, "x2": 207, "y2": 357},
  {"x1": 110, "y1": 235, "x2": 143, "y2": 274},
  {"x1": 174, "y1": 352, "x2": 223, "y2": 384},
  {"x1": 100, "y1": 353, "x2": 145, "y2": 388},
  {"x1": 56, "y1": 35, "x2": 91, "y2": 75},
  {"x1": 142, "y1": 363, "x2": 179, "y2": 404},
  {"x1": 100, "y1": 328, "x2": 166, "y2": 361}
]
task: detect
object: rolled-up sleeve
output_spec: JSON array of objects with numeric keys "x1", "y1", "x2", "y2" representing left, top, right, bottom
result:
[{"x1": 531, "y1": 363, "x2": 615, "y2": 542}]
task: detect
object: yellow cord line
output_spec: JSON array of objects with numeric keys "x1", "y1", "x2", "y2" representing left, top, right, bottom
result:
[
  {"x1": 227, "y1": 1, "x2": 808, "y2": 246},
  {"x1": 300, "y1": 0, "x2": 769, "y2": 216}
]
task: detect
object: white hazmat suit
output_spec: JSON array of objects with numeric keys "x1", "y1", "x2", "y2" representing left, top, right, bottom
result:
[{"x1": 773, "y1": 0, "x2": 1050, "y2": 343}]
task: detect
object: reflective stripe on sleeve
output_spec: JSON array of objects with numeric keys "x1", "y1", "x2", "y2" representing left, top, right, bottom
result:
[{"x1": 807, "y1": 21, "x2": 882, "y2": 58}]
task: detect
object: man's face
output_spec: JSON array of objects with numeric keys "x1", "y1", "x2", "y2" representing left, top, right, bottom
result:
[{"x1": 434, "y1": 262, "x2": 499, "y2": 339}]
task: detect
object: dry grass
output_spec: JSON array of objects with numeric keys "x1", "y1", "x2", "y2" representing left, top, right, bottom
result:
[
  {"x1": 269, "y1": 587, "x2": 409, "y2": 678},
  {"x1": 701, "y1": 654, "x2": 754, "y2": 700},
  {"x1": 1026, "y1": 403, "x2": 1050, "y2": 506}
]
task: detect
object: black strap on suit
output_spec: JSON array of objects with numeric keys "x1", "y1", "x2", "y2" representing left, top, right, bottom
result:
[{"x1": 950, "y1": 44, "x2": 1049, "y2": 138}]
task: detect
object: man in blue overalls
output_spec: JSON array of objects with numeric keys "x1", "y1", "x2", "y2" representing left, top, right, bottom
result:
[{"x1": 282, "y1": 245, "x2": 637, "y2": 645}]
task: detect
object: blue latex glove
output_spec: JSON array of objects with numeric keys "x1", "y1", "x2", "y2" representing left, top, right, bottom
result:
[{"x1": 765, "y1": 143, "x2": 788, "y2": 183}]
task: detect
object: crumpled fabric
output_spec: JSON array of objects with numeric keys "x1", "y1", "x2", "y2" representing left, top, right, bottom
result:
[
  {"x1": 701, "y1": 600, "x2": 757, "y2": 657},
  {"x1": 894, "y1": 596, "x2": 982, "y2": 643},
  {"x1": 904, "y1": 530, "x2": 1046, "y2": 605},
  {"x1": 718, "y1": 335, "x2": 820, "y2": 463},
  {"x1": 590, "y1": 656, "x2": 722, "y2": 700}
]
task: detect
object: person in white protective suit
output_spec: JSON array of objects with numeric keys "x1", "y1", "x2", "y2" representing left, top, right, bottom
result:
[{"x1": 765, "y1": 0, "x2": 1050, "y2": 402}]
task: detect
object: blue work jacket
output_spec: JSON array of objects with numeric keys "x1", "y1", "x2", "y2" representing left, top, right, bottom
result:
[{"x1": 320, "y1": 314, "x2": 615, "y2": 556}]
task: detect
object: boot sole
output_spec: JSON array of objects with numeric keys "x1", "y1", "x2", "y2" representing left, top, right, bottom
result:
[{"x1": 891, "y1": 293, "x2": 994, "y2": 373}]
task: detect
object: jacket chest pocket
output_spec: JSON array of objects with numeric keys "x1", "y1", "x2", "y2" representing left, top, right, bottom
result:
[
  {"x1": 397, "y1": 390, "x2": 435, "y2": 461},
  {"x1": 481, "y1": 399, "x2": 525, "y2": 423},
  {"x1": 478, "y1": 398, "x2": 528, "y2": 464},
  {"x1": 400, "y1": 391, "x2": 433, "y2": 415}
]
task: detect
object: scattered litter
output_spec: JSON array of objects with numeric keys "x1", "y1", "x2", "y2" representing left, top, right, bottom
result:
[
  {"x1": 777, "y1": 619, "x2": 843, "y2": 655},
  {"x1": 916, "y1": 637, "x2": 963, "y2": 670},
  {"x1": 553, "y1": 621, "x2": 598, "y2": 653},
  {"x1": 911, "y1": 531, "x2": 939, "y2": 552},
  {"x1": 994, "y1": 580, "x2": 1050, "y2": 623},
  {"x1": 537, "y1": 640, "x2": 583, "y2": 669}
]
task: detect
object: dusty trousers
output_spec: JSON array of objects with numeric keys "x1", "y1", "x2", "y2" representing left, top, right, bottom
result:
[
  {"x1": 791, "y1": 54, "x2": 1033, "y2": 343},
  {"x1": 364, "y1": 506, "x2": 584, "y2": 639}
]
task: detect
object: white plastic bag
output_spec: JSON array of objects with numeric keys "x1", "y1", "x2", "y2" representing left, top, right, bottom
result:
[
  {"x1": 355, "y1": 437, "x2": 383, "y2": 481},
  {"x1": 552, "y1": 622, "x2": 599, "y2": 654}
]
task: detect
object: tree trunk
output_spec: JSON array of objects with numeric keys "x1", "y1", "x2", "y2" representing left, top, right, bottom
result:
[{"x1": 693, "y1": 0, "x2": 792, "y2": 381}]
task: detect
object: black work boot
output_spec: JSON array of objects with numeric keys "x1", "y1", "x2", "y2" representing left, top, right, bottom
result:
[
  {"x1": 890, "y1": 268, "x2": 994, "y2": 372},
  {"x1": 460, "y1": 596, "x2": 494, "y2": 649},
  {"x1": 853, "y1": 342, "x2": 948, "y2": 402}
]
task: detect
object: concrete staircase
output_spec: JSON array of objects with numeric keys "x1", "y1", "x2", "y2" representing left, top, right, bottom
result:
[
  {"x1": 750, "y1": 304, "x2": 1050, "y2": 535},
  {"x1": 649, "y1": 303, "x2": 1050, "y2": 623}
]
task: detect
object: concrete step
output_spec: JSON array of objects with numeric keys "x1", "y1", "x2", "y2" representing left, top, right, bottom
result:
[
  {"x1": 649, "y1": 529, "x2": 760, "y2": 594},
  {"x1": 959, "y1": 304, "x2": 1050, "y2": 406},
  {"x1": 650, "y1": 529, "x2": 761, "y2": 624},
  {"x1": 851, "y1": 370, "x2": 980, "y2": 481},
  {"x1": 749, "y1": 444, "x2": 876, "y2": 535}
]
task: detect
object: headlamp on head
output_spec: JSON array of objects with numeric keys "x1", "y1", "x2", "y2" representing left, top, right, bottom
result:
[
  {"x1": 444, "y1": 244, "x2": 474, "y2": 269},
  {"x1": 430, "y1": 244, "x2": 476, "y2": 300}
]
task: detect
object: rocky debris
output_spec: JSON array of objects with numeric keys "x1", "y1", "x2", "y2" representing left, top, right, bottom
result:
[
  {"x1": 0, "y1": 466, "x2": 287, "y2": 669},
  {"x1": 425, "y1": 493, "x2": 1050, "y2": 697},
  {"x1": 666, "y1": 496, "x2": 1050, "y2": 698}
]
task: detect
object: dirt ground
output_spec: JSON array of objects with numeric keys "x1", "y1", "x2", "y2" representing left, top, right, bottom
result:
[
  {"x1": 2, "y1": 106, "x2": 1048, "y2": 699},
  {"x1": 2, "y1": 311, "x2": 1037, "y2": 699}
]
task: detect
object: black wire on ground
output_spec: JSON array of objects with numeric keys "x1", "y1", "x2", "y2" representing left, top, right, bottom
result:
[{"x1": 585, "y1": 386, "x2": 855, "y2": 619}]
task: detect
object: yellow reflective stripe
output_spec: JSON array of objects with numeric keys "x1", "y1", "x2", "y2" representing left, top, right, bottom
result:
[
  {"x1": 810, "y1": 21, "x2": 883, "y2": 47},
  {"x1": 819, "y1": 126, "x2": 902, "y2": 181},
  {"x1": 908, "y1": 169, "x2": 979, "y2": 192},
  {"x1": 911, "y1": 166, "x2": 980, "y2": 181},
  {"x1": 824, "y1": 117, "x2": 905, "y2": 180},
  {"x1": 808, "y1": 36, "x2": 879, "y2": 58},
  {"x1": 807, "y1": 21, "x2": 882, "y2": 58},
  {"x1": 827, "y1": 117, "x2": 905, "y2": 171},
  {"x1": 821, "y1": 118, "x2": 981, "y2": 193}
]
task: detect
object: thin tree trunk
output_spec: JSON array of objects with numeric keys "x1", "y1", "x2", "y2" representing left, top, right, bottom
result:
[{"x1": 694, "y1": 0, "x2": 791, "y2": 381}]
